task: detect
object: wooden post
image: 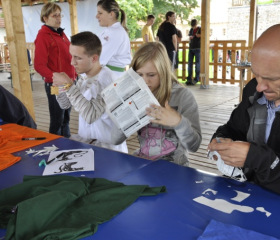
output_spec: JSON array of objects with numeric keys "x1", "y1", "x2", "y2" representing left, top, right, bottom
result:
[
  {"x1": 243, "y1": 0, "x2": 256, "y2": 84},
  {"x1": 2, "y1": 0, "x2": 35, "y2": 119},
  {"x1": 200, "y1": 0, "x2": 210, "y2": 88},
  {"x1": 69, "y1": 0, "x2": 78, "y2": 35},
  {"x1": 248, "y1": 0, "x2": 257, "y2": 52}
]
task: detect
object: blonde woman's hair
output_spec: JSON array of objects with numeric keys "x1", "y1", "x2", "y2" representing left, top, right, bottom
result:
[
  {"x1": 130, "y1": 42, "x2": 178, "y2": 106},
  {"x1": 40, "y1": 3, "x2": 61, "y2": 23}
]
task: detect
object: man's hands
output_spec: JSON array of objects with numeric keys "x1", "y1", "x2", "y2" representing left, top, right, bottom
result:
[
  {"x1": 208, "y1": 138, "x2": 250, "y2": 168},
  {"x1": 53, "y1": 72, "x2": 73, "y2": 86}
]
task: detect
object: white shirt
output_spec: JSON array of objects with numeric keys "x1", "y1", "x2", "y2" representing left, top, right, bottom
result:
[
  {"x1": 56, "y1": 66, "x2": 128, "y2": 153},
  {"x1": 78, "y1": 67, "x2": 127, "y2": 153},
  {"x1": 98, "y1": 22, "x2": 132, "y2": 69}
]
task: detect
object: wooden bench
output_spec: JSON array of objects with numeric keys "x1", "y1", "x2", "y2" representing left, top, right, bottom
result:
[{"x1": 0, "y1": 63, "x2": 36, "y2": 90}]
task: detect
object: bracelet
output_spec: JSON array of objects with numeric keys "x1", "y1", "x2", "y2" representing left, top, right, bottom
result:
[
  {"x1": 50, "y1": 83, "x2": 72, "y2": 95},
  {"x1": 59, "y1": 83, "x2": 72, "y2": 92}
]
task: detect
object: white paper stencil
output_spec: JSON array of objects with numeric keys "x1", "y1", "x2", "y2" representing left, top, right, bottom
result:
[
  {"x1": 208, "y1": 150, "x2": 247, "y2": 182},
  {"x1": 43, "y1": 148, "x2": 94, "y2": 176}
]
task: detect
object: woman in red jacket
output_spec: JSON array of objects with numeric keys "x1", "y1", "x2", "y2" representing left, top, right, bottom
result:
[{"x1": 34, "y1": 3, "x2": 76, "y2": 137}]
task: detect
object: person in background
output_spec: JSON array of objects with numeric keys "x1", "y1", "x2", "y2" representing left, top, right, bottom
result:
[
  {"x1": 141, "y1": 14, "x2": 155, "y2": 43},
  {"x1": 53, "y1": 32, "x2": 128, "y2": 153},
  {"x1": 186, "y1": 19, "x2": 201, "y2": 86},
  {"x1": 207, "y1": 24, "x2": 280, "y2": 194},
  {"x1": 34, "y1": 3, "x2": 76, "y2": 137},
  {"x1": 0, "y1": 85, "x2": 36, "y2": 129},
  {"x1": 173, "y1": 19, "x2": 183, "y2": 73},
  {"x1": 156, "y1": 11, "x2": 177, "y2": 69},
  {"x1": 96, "y1": 0, "x2": 131, "y2": 77},
  {"x1": 8, "y1": 49, "x2": 32, "y2": 81},
  {"x1": 111, "y1": 42, "x2": 201, "y2": 166}
]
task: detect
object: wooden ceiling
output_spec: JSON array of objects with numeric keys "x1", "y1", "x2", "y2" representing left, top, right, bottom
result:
[
  {"x1": 0, "y1": 0, "x2": 65, "y2": 28},
  {"x1": 0, "y1": 0, "x2": 81, "y2": 7},
  {"x1": 0, "y1": 0, "x2": 82, "y2": 28}
]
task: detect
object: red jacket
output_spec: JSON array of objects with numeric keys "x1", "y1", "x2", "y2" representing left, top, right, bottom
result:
[{"x1": 34, "y1": 25, "x2": 76, "y2": 83}]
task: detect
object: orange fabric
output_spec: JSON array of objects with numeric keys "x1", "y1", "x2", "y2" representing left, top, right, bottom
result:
[
  {"x1": 0, "y1": 123, "x2": 61, "y2": 171},
  {"x1": 0, "y1": 154, "x2": 21, "y2": 171}
]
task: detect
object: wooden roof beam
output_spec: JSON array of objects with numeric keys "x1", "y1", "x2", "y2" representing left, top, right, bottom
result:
[{"x1": 69, "y1": 0, "x2": 78, "y2": 35}]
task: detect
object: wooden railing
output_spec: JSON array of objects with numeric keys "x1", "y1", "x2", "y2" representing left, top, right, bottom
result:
[
  {"x1": 0, "y1": 43, "x2": 9, "y2": 64},
  {"x1": 132, "y1": 40, "x2": 253, "y2": 85},
  {"x1": 26, "y1": 42, "x2": 35, "y2": 65},
  {"x1": 1, "y1": 41, "x2": 253, "y2": 85}
]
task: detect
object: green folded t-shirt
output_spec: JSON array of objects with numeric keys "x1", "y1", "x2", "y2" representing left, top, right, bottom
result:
[{"x1": 0, "y1": 175, "x2": 166, "y2": 240}]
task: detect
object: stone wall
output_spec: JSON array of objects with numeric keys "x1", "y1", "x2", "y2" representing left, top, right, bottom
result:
[{"x1": 227, "y1": 3, "x2": 280, "y2": 43}]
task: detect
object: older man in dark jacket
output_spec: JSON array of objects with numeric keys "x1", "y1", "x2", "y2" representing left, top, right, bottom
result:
[{"x1": 208, "y1": 24, "x2": 280, "y2": 194}]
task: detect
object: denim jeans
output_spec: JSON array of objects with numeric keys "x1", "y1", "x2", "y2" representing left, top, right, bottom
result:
[
  {"x1": 187, "y1": 49, "x2": 201, "y2": 83},
  {"x1": 45, "y1": 82, "x2": 71, "y2": 138},
  {"x1": 167, "y1": 50, "x2": 177, "y2": 69}
]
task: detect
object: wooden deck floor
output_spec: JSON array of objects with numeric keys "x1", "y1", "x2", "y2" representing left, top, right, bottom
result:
[{"x1": 0, "y1": 72, "x2": 240, "y2": 175}]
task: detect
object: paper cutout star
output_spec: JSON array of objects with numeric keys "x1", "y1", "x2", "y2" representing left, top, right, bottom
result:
[
  {"x1": 26, "y1": 148, "x2": 36, "y2": 154},
  {"x1": 32, "y1": 145, "x2": 59, "y2": 156}
]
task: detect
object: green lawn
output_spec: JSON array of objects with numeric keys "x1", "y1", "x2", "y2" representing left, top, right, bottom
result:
[{"x1": 177, "y1": 49, "x2": 214, "y2": 83}]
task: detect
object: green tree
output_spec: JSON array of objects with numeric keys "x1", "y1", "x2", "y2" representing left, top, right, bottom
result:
[
  {"x1": 118, "y1": 0, "x2": 199, "y2": 40},
  {"x1": 152, "y1": 0, "x2": 199, "y2": 34},
  {"x1": 118, "y1": 0, "x2": 153, "y2": 40}
]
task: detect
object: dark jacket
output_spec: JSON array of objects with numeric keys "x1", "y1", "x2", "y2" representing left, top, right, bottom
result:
[
  {"x1": 188, "y1": 27, "x2": 201, "y2": 49},
  {"x1": 0, "y1": 85, "x2": 36, "y2": 129},
  {"x1": 213, "y1": 78, "x2": 280, "y2": 194}
]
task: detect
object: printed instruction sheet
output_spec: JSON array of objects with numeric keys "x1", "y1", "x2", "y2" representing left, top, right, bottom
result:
[{"x1": 101, "y1": 68, "x2": 160, "y2": 137}]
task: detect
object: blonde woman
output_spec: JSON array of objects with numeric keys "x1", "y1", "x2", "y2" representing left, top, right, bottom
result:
[{"x1": 112, "y1": 42, "x2": 201, "y2": 166}]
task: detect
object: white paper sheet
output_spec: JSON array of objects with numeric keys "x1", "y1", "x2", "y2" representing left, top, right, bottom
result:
[
  {"x1": 101, "y1": 68, "x2": 160, "y2": 137},
  {"x1": 208, "y1": 150, "x2": 247, "y2": 182},
  {"x1": 43, "y1": 148, "x2": 94, "y2": 176}
]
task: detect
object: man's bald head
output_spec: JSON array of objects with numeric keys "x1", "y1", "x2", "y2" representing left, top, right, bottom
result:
[
  {"x1": 252, "y1": 24, "x2": 280, "y2": 57},
  {"x1": 251, "y1": 24, "x2": 280, "y2": 106},
  {"x1": 251, "y1": 24, "x2": 280, "y2": 80}
]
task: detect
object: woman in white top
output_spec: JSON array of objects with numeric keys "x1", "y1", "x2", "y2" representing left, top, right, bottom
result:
[{"x1": 96, "y1": 0, "x2": 131, "y2": 76}]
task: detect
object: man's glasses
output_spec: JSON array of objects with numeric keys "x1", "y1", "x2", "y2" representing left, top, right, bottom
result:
[{"x1": 50, "y1": 13, "x2": 64, "y2": 19}]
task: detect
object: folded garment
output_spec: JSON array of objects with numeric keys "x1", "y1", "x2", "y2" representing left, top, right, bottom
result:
[
  {"x1": 0, "y1": 123, "x2": 61, "y2": 171},
  {"x1": 198, "y1": 219, "x2": 278, "y2": 240},
  {"x1": 0, "y1": 123, "x2": 60, "y2": 154},
  {"x1": 0, "y1": 175, "x2": 166, "y2": 240}
]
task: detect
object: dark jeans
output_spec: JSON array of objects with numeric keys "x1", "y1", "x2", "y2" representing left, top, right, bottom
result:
[
  {"x1": 187, "y1": 49, "x2": 200, "y2": 83},
  {"x1": 167, "y1": 50, "x2": 178, "y2": 69},
  {"x1": 45, "y1": 82, "x2": 71, "y2": 138}
]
